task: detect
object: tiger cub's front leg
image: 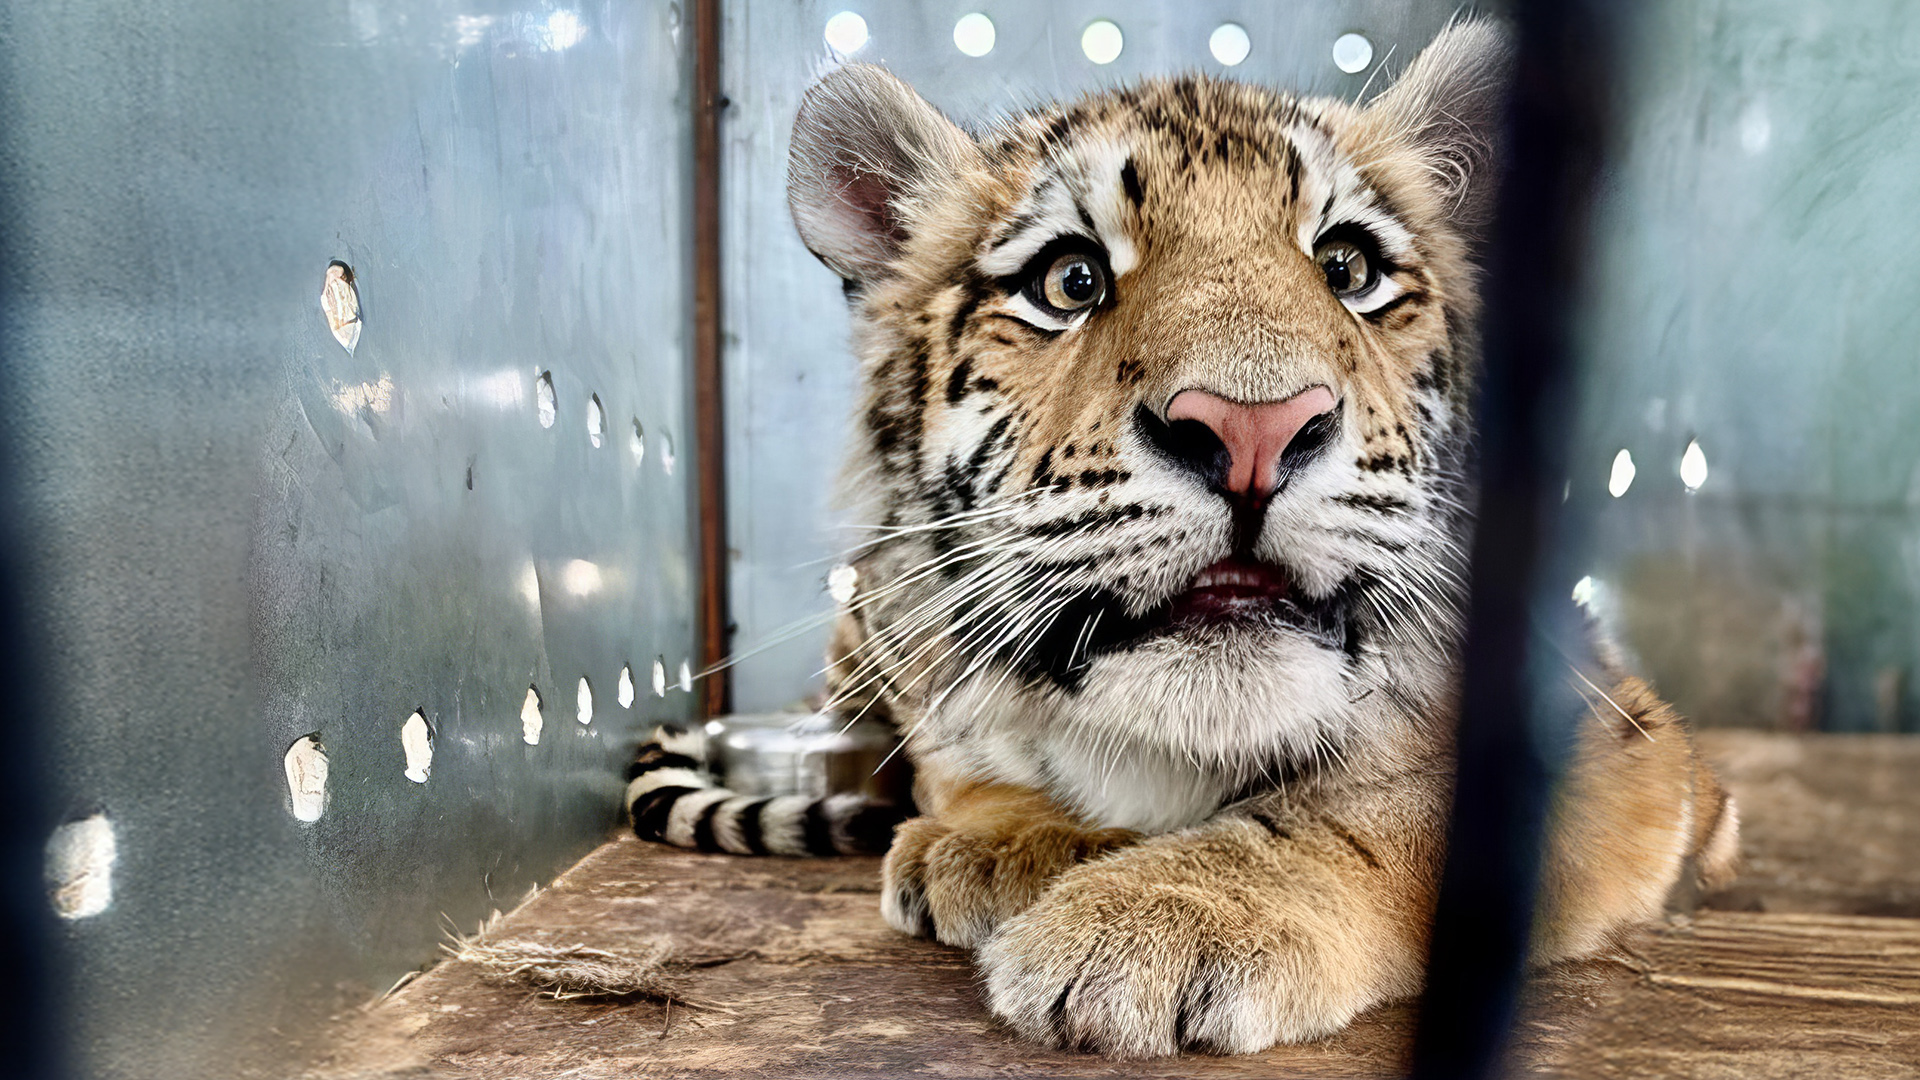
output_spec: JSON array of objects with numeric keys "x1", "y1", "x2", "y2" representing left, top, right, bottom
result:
[
  {"x1": 979, "y1": 685, "x2": 1738, "y2": 1058},
  {"x1": 882, "y1": 771, "x2": 1136, "y2": 948},
  {"x1": 979, "y1": 778, "x2": 1445, "y2": 1057}
]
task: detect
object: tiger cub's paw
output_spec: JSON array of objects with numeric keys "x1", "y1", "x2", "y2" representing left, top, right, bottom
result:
[
  {"x1": 979, "y1": 855, "x2": 1365, "y2": 1057},
  {"x1": 881, "y1": 815, "x2": 1135, "y2": 948}
]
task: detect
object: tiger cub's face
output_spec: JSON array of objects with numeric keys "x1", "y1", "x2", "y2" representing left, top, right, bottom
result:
[{"x1": 790, "y1": 27, "x2": 1507, "y2": 777}]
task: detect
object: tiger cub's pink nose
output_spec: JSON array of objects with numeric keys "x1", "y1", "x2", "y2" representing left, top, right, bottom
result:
[{"x1": 1165, "y1": 385, "x2": 1338, "y2": 501}]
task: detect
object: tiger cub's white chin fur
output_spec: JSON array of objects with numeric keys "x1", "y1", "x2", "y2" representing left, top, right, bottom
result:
[{"x1": 914, "y1": 626, "x2": 1418, "y2": 833}]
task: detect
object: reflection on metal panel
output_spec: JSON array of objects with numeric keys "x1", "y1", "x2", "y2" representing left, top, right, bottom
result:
[
  {"x1": 721, "y1": 0, "x2": 1463, "y2": 711},
  {"x1": 0, "y1": 1, "x2": 697, "y2": 1076},
  {"x1": 1565, "y1": 0, "x2": 1920, "y2": 732}
]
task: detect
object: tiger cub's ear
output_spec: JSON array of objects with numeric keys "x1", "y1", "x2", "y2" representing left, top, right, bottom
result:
[
  {"x1": 787, "y1": 63, "x2": 982, "y2": 284},
  {"x1": 1360, "y1": 18, "x2": 1515, "y2": 232}
]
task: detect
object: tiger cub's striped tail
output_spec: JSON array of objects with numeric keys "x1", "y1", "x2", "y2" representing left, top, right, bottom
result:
[{"x1": 625, "y1": 725, "x2": 905, "y2": 856}]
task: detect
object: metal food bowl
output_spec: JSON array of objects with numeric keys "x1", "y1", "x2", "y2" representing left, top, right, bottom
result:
[{"x1": 704, "y1": 712, "x2": 912, "y2": 809}]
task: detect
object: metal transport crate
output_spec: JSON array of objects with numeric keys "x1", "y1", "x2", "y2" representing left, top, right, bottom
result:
[{"x1": 1, "y1": 0, "x2": 1915, "y2": 1077}]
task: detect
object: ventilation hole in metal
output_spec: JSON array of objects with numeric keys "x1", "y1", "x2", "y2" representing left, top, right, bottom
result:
[
  {"x1": 402, "y1": 709, "x2": 433, "y2": 783},
  {"x1": 1681, "y1": 439, "x2": 1709, "y2": 491},
  {"x1": 284, "y1": 734, "x2": 329, "y2": 823},
  {"x1": 1608, "y1": 449, "x2": 1636, "y2": 498},
  {"x1": 1209, "y1": 23, "x2": 1250, "y2": 66},
  {"x1": 536, "y1": 371, "x2": 557, "y2": 429},
  {"x1": 1081, "y1": 19, "x2": 1123, "y2": 65},
  {"x1": 46, "y1": 815, "x2": 116, "y2": 920},
  {"x1": 1332, "y1": 32, "x2": 1373, "y2": 74},
  {"x1": 521, "y1": 686, "x2": 544, "y2": 745},
  {"x1": 321, "y1": 261, "x2": 362, "y2": 353},
  {"x1": 953, "y1": 13, "x2": 994, "y2": 56},
  {"x1": 824, "y1": 10, "x2": 868, "y2": 53}
]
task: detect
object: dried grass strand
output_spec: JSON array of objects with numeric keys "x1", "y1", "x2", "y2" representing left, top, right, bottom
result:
[{"x1": 442, "y1": 936, "x2": 733, "y2": 1013}]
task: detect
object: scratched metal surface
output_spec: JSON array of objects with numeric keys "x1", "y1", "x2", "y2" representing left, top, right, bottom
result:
[
  {"x1": 1562, "y1": 0, "x2": 1920, "y2": 733},
  {"x1": 719, "y1": 0, "x2": 1465, "y2": 711},
  {"x1": 0, "y1": 2, "x2": 698, "y2": 1077}
]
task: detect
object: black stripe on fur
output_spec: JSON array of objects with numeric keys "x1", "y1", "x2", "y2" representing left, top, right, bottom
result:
[
  {"x1": 737, "y1": 797, "x2": 774, "y2": 855},
  {"x1": 692, "y1": 797, "x2": 727, "y2": 853},
  {"x1": 802, "y1": 799, "x2": 836, "y2": 856},
  {"x1": 632, "y1": 785, "x2": 699, "y2": 841}
]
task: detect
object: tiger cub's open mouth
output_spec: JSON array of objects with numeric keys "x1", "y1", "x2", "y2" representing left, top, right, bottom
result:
[
  {"x1": 1165, "y1": 556, "x2": 1356, "y2": 651},
  {"x1": 1170, "y1": 557, "x2": 1296, "y2": 621},
  {"x1": 1006, "y1": 557, "x2": 1361, "y2": 689}
]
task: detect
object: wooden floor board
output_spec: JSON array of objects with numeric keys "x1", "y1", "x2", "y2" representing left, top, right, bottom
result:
[{"x1": 305, "y1": 732, "x2": 1920, "y2": 1079}]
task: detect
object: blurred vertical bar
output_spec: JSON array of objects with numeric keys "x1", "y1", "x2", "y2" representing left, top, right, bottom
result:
[
  {"x1": 693, "y1": 0, "x2": 731, "y2": 716},
  {"x1": 1410, "y1": 1, "x2": 1625, "y2": 1076},
  {"x1": 0, "y1": 7, "x2": 64, "y2": 1070},
  {"x1": 0, "y1": 378, "x2": 62, "y2": 1080}
]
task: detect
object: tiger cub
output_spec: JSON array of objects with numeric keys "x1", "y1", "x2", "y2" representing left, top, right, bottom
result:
[{"x1": 633, "y1": 19, "x2": 1738, "y2": 1057}]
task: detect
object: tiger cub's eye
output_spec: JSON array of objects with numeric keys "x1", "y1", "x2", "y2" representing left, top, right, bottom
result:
[
  {"x1": 1042, "y1": 254, "x2": 1105, "y2": 311},
  {"x1": 1314, "y1": 239, "x2": 1373, "y2": 298}
]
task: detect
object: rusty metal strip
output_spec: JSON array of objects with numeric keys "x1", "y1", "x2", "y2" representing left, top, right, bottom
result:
[{"x1": 692, "y1": 0, "x2": 729, "y2": 716}]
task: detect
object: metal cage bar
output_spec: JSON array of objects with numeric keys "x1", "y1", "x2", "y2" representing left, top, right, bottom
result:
[{"x1": 1411, "y1": 1, "x2": 1626, "y2": 1074}]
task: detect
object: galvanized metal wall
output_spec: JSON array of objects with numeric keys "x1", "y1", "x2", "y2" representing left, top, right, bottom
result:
[
  {"x1": 0, "y1": 2, "x2": 699, "y2": 1077},
  {"x1": 1564, "y1": 0, "x2": 1920, "y2": 733},
  {"x1": 719, "y1": 0, "x2": 1464, "y2": 712}
]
